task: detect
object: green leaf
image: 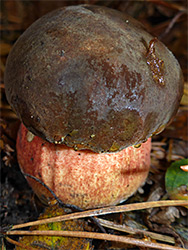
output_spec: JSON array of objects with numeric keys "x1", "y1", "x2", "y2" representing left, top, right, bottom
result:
[{"x1": 165, "y1": 159, "x2": 188, "y2": 201}]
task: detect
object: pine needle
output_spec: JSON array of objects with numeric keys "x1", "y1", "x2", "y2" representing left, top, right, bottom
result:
[
  {"x1": 6, "y1": 230, "x2": 184, "y2": 250},
  {"x1": 11, "y1": 200, "x2": 188, "y2": 230}
]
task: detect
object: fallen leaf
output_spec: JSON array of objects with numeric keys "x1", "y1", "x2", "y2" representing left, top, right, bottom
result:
[
  {"x1": 16, "y1": 205, "x2": 93, "y2": 250},
  {"x1": 150, "y1": 206, "x2": 180, "y2": 225}
]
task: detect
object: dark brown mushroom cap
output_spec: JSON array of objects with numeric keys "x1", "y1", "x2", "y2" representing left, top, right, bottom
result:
[{"x1": 4, "y1": 5, "x2": 183, "y2": 153}]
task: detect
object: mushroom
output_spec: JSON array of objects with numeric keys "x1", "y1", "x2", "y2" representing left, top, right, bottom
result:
[{"x1": 4, "y1": 5, "x2": 183, "y2": 208}]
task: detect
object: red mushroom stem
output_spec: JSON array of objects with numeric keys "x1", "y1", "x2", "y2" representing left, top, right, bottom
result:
[{"x1": 17, "y1": 123, "x2": 151, "y2": 209}]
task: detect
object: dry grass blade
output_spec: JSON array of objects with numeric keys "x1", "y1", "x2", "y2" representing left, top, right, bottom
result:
[
  {"x1": 6, "y1": 230, "x2": 184, "y2": 250},
  {"x1": 11, "y1": 200, "x2": 188, "y2": 230},
  {"x1": 97, "y1": 218, "x2": 175, "y2": 244}
]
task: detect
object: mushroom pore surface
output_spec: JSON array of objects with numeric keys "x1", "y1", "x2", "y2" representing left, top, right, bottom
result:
[{"x1": 4, "y1": 5, "x2": 184, "y2": 153}]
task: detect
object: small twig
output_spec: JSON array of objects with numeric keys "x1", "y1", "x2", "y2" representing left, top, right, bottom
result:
[
  {"x1": 147, "y1": 0, "x2": 186, "y2": 12},
  {"x1": 159, "y1": 11, "x2": 186, "y2": 39},
  {"x1": 11, "y1": 200, "x2": 188, "y2": 230},
  {"x1": 5, "y1": 236, "x2": 36, "y2": 250},
  {"x1": 97, "y1": 218, "x2": 175, "y2": 244},
  {"x1": 6, "y1": 230, "x2": 184, "y2": 250},
  {"x1": 152, "y1": 141, "x2": 167, "y2": 146}
]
